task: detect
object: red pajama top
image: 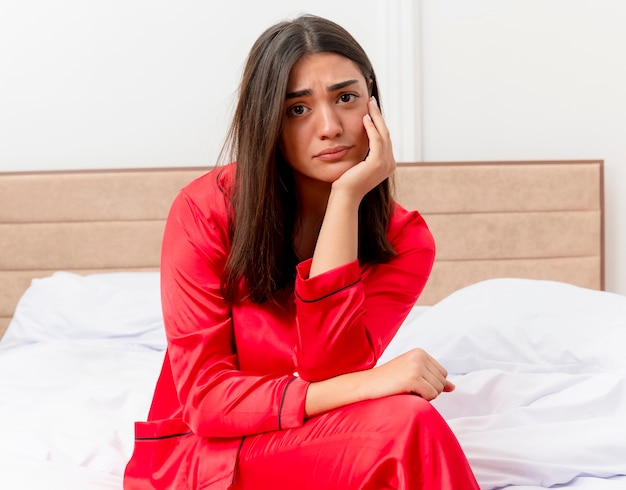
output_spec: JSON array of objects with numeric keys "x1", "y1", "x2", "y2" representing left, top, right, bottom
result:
[{"x1": 124, "y1": 163, "x2": 436, "y2": 489}]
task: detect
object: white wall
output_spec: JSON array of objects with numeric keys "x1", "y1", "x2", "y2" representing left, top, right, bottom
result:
[
  {"x1": 1, "y1": 1, "x2": 624, "y2": 295},
  {"x1": 421, "y1": 0, "x2": 626, "y2": 295},
  {"x1": 0, "y1": 0, "x2": 417, "y2": 170}
]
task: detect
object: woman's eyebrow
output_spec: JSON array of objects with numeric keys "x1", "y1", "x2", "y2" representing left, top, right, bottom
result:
[
  {"x1": 327, "y1": 79, "x2": 359, "y2": 92},
  {"x1": 285, "y1": 79, "x2": 360, "y2": 100},
  {"x1": 286, "y1": 89, "x2": 312, "y2": 100}
]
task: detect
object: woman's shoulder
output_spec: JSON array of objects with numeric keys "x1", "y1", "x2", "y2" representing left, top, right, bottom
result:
[
  {"x1": 389, "y1": 201, "x2": 429, "y2": 230},
  {"x1": 176, "y1": 163, "x2": 235, "y2": 217},
  {"x1": 182, "y1": 163, "x2": 234, "y2": 200},
  {"x1": 388, "y1": 202, "x2": 435, "y2": 251}
]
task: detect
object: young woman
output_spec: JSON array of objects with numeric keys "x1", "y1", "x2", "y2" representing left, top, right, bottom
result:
[{"x1": 124, "y1": 14, "x2": 479, "y2": 490}]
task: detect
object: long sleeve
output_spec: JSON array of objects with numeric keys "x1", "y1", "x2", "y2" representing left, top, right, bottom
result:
[
  {"x1": 293, "y1": 204, "x2": 435, "y2": 382},
  {"x1": 160, "y1": 174, "x2": 309, "y2": 439}
]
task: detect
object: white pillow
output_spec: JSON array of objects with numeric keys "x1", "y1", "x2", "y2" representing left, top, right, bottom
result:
[
  {"x1": 387, "y1": 278, "x2": 626, "y2": 374},
  {"x1": 1, "y1": 271, "x2": 165, "y2": 350}
]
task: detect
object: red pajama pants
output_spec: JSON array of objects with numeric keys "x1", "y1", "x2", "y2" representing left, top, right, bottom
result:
[{"x1": 232, "y1": 394, "x2": 479, "y2": 490}]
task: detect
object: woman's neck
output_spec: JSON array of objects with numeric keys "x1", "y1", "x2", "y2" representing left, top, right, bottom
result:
[
  {"x1": 292, "y1": 173, "x2": 331, "y2": 261},
  {"x1": 293, "y1": 171, "x2": 331, "y2": 219}
]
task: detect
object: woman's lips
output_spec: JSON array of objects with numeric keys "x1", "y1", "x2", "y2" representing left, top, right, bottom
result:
[{"x1": 315, "y1": 146, "x2": 352, "y2": 162}]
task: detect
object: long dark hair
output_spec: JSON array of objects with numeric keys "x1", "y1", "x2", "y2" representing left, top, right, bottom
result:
[{"x1": 221, "y1": 14, "x2": 395, "y2": 303}]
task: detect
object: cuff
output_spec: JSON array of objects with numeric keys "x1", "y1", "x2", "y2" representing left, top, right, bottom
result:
[
  {"x1": 295, "y1": 259, "x2": 361, "y2": 303},
  {"x1": 278, "y1": 376, "x2": 310, "y2": 430}
]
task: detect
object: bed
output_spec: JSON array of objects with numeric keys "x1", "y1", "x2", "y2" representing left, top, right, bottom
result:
[{"x1": 1, "y1": 160, "x2": 624, "y2": 489}]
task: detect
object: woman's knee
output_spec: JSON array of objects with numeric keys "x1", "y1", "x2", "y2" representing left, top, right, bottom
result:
[
  {"x1": 356, "y1": 394, "x2": 464, "y2": 465},
  {"x1": 360, "y1": 394, "x2": 445, "y2": 434}
]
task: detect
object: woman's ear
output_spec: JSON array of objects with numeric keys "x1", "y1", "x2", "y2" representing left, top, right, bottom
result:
[{"x1": 368, "y1": 78, "x2": 374, "y2": 96}]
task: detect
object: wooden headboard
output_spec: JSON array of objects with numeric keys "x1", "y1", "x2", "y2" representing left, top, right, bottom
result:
[{"x1": 0, "y1": 160, "x2": 604, "y2": 337}]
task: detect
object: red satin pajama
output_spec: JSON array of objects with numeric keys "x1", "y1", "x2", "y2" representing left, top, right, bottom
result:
[
  {"x1": 124, "y1": 165, "x2": 479, "y2": 489},
  {"x1": 233, "y1": 395, "x2": 478, "y2": 489}
]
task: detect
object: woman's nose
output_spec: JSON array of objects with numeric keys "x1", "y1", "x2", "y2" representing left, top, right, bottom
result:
[{"x1": 317, "y1": 105, "x2": 343, "y2": 139}]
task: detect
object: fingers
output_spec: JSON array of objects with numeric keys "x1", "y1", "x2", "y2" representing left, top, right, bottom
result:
[
  {"x1": 407, "y1": 348, "x2": 452, "y2": 400},
  {"x1": 443, "y1": 380, "x2": 456, "y2": 392},
  {"x1": 367, "y1": 96, "x2": 390, "y2": 140},
  {"x1": 369, "y1": 349, "x2": 454, "y2": 402},
  {"x1": 363, "y1": 97, "x2": 380, "y2": 153},
  {"x1": 362, "y1": 113, "x2": 379, "y2": 151},
  {"x1": 362, "y1": 114, "x2": 382, "y2": 157},
  {"x1": 362, "y1": 97, "x2": 391, "y2": 160}
]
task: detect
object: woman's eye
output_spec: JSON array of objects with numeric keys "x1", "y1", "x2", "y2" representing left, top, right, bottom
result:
[
  {"x1": 339, "y1": 93, "x2": 358, "y2": 103},
  {"x1": 288, "y1": 105, "x2": 307, "y2": 117}
]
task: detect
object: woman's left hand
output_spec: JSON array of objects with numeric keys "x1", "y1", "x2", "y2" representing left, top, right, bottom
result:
[
  {"x1": 309, "y1": 97, "x2": 395, "y2": 277},
  {"x1": 332, "y1": 96, "x2": 396, "y2": 201}
]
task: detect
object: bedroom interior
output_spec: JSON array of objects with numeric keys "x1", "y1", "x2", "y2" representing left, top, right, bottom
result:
[
  {"x1": 1, "y1": 0, "x2": 625, "y2": 488},
  {"x1": 1, "y1": 160, "x2": 624, "y2": 489}
]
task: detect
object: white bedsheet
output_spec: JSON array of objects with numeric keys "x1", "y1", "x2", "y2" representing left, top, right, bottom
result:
[
  {"x1": 1, "y1": 273, "x2": 625, "y2": 489},
  {"x1": 0, "y1": 455, "x2": 122, "y2": 490},
  {"x1": 501, "y1": 476, "x2": 626, "y2": 489},
  {"x1": 0, "y1": 339, "x2": 163, "y2": 487},
  {"x1": 381, "y1": 278, "x2": 626, "y2": 489},
  {"x1": 438, "y1": 370, "x2": 626, "y2": 489}
]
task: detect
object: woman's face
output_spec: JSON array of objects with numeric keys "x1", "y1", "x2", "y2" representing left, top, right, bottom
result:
[{"x1": 279, "y1": 52, "x2": 371, "y2": 189}]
